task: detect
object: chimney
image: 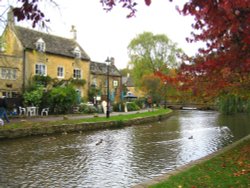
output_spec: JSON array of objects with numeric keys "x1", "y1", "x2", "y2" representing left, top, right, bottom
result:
[
  {"x1": 7, "y1": 6, "x2": 15, "y2": 27},
  {"x1": 70, "y1": 25, "x2": 77, "y2": 40},
  {"x1": 110, "y1": 57, "x2": 115, "y2": 66}
]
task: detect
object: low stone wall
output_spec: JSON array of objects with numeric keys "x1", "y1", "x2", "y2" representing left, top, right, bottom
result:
[{"x1": 0, "y1": 112, "x2": 173, "y2": 139}]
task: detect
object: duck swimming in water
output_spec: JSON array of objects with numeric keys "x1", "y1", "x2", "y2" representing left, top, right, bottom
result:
[{"x1": 96, "y1": 139, "x2": 103, "y2": 145}]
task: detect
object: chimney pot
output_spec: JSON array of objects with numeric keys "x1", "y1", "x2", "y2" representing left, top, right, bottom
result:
[{"x1": 70, "y1": 25, "x2": 77, "y2": 40}]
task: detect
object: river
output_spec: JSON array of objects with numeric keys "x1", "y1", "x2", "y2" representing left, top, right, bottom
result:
[{"x1": 0, "y1": 110, "x2": 249, "y2": 188}]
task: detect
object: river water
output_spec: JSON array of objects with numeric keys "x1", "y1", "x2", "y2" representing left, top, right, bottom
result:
[{"x1": 0, "y1": 110, "x2": 250, "y2": 188}]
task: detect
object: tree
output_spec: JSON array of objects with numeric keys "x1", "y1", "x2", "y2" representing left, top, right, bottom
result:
[
  {"x1": 128, "y1": 31, "x2": 183, "y2": 87},
  {"x1": 141, "y1": 74, "x2": 167, "y2": 105},
  {"x1": 119, "y1": 67, "x2": 132, "y2": 77},
  {"x1": 1, "y1": 0, "x2": 57, "y2": 28},
  {"x1": 102, "y1": 0, "x2": 250, "y2": 101},
  {"x1": 177, "y1": 0, "x2": 250, "y2": 112}
]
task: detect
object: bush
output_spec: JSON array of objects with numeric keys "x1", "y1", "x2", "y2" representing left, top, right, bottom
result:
[
  {"x1": 47, "y1": 85, "x2": 78, "y2": 114},
  {"x1": 134, "y1": 98, "x2": 146, "y2": 109},
  {"x1": 113, "y1": 102, "x2": 125, "y2": 112},
  {"x1": 79, "y1": 103, "x2": 98, "y2": 114},
  {"x1": 127, "y1": 102, "x2": 140, "y2": 111},
  {"x1": 218, "y1": 94, "x2": 249, "y2": 114},
  {"x1": 23, "y1": 85, "x2": 44, "y2": 106}
]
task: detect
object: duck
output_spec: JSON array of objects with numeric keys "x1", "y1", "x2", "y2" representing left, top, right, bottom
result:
[
  {"x1": 188, "y1": 136, "x2": 193, "y2": 139},
  {"x1": 96, "y1": 139, "x2": 103, "y2": 146}
]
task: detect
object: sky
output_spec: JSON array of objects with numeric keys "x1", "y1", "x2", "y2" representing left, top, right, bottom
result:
[{"x1": 1, "y1": 0, "x2": 203, "y2": 69}]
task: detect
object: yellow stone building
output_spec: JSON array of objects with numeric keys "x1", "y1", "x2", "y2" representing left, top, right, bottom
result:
[
  {"x1": 0, "y1": 11, "x2": 90, "y2": 99},
  {"x1": 0, "y1": 10, "x2": 122, "y2": 105},
  {"x1": 90, "y1": 60, "x2": 122, "y2": 103}
]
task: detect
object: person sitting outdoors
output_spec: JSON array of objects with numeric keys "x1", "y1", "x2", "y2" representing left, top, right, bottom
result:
[{"x1": 0, "y1": 96, "x2": 10, "y2": 124}]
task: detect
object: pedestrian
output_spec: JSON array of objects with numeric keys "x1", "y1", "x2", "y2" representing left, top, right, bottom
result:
[{"x1": 0, "y1": 96, "x2": 10, "y2": 124}]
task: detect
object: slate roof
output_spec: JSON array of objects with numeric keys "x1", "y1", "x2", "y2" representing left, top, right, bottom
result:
[
  {"x1": 90, "y1": 61, "x2": 121, "y2": 77},
  {"x1": 14, "y1": 26, "x2": 90, "y2": 60},
  {"x1": 122, "y1": 76, "x2": 134, "y2": 87}
]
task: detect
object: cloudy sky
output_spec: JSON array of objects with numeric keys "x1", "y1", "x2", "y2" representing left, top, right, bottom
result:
[{"x1": 1, "y1": 0, "x2": 203, "y2": 69}]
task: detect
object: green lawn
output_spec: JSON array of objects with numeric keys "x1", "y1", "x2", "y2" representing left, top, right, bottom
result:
[
  {"x1": 0, "y1": 108, "x2": 172, "y2": 130},
  {"x1": 150, "y1": 138, "x2": 250, "y2": 188}
]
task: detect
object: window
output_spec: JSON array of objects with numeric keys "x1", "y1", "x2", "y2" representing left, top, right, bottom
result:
[
  {"x1": 0, "y1": 68, "x2": 17, "y2": 80},
  {"x1": 36, "y1": 38, "x2": 46, "y2": 52},
  {"x1": 57, "y1": 66, "x2": 64, "y2": 78},
  {"x1": 113, "y1": 80, "x2": 118, "y2": 87},
  {"x1": 73, "y1": 46, "x2": 81, "y2": 59},
  {"x1": 35, "y1": 64, "x2": 47, "y2": 76},
  {"x1": 73, "y1": 69, "x2": 81, "y2": 79},
  {"x1": 91, "y1": 78, "x2": 97, "y2": 87},
  {"x1": 104, "y1": 80, "x2": 108, "y2": 87},
  {"x1": 2, "y1": 91, "x2": 18, "y2": 98}
]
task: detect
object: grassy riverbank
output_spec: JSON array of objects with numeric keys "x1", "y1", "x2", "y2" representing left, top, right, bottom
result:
[
  {"x1": 150, "y1": 137, "x2": 250, "y2": 188},
  {"x1": 0, "y1": 108, "x2": 172, "y2": 130}
]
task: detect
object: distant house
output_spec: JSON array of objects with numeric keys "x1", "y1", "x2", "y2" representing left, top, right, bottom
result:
[
  {"x1": 90, "y1": 59, "x2": 122, "y2": 103},
  {"x1": 122, "y1": 73, "x2": 144, "y2": 99},
  {"x1": 0, "y1": 9, "x2": 90, "y2": 99}
]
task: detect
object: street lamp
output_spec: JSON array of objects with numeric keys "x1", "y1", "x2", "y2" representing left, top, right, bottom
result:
[
  {"x1": 164, "y1": 81, "x2": 167, "y2": 109},
  {"x1": 105, "y1": 57, "x2": 111, "y2": 118}
]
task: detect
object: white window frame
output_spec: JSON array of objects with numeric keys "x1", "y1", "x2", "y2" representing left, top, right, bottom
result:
[
  {"x1": 2, "y1": 91, "x2": 18, "y2": 98},
  {"x1": 92, "y1": 78, "x2": 97, "y2": 87},
  {"x1": 73, "y1": 68, "x2": 81, "y2": 79},
  {"x1": 113, "y1": 80, "x2": 118, "y2": 87},
  {"x1": 35, "y1": 63, "x2": 47, "y2": 76},
  {"x1": 73, "y1": 46, "x2": 81, "y2": 59},
  {"x1": 0, "y1": 68, "x2": 17, "y2": 80},
  {"x1": 36, "y1": 38, "x2": 46, "y2": 52},
  {"x1": 57, "y1": 66, "x2": 64, "y2": 78}
]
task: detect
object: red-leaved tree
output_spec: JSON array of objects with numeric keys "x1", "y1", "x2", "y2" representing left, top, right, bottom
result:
[{"x1": 177, "y1": 0, "x2": 250, "y2": 101}]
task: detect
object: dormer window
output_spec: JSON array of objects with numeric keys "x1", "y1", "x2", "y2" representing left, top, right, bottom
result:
[
  {"x1": 73, "y1": 46, "x2": 81, "y2": 59},
  {"x1": 36, "y1": 38, "x2": 46, "y2": 52}
]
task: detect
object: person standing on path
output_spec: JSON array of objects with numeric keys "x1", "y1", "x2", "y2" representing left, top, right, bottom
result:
[{"x1": 0, "y1": 96, "x2": 10, "y2": 124}]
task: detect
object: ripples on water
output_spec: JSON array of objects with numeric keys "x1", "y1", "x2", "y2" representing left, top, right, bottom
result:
[{"x1": 0, "y1": 110, "x2": 249, "y2": 188}]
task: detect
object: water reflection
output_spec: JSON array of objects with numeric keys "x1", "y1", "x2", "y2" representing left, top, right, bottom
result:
[
  {"x1": 176, "y1": 111, "x2": 234, "y2": 165},
  {"x1": 0, "y1": 110, "x2": 249, "y2": 187}
]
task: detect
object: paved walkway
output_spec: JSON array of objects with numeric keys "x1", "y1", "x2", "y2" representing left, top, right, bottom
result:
[{"x1": 9, "y1": 109, "x2": 151, "y2": 123}]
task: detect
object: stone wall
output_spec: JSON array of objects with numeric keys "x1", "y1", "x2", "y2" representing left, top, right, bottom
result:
[{"x1": 0, "y1": 112, "x2": 173, "y2": 139}]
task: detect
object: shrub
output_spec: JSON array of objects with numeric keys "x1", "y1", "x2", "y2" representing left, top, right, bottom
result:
[
  {"x1": 23, "y1": 85, "x2": 44, "y2": 106},
  {"x1": 113, "y1": 102, "x2": 125, "y2": 112},
  {"x1": 127, "y1": 102, "x2": 140, "y2": 111},
  {"x1": 134, "y1": 98, "x2": 146, "y2": 108},
  {"x1": 218, "y1": 94, "x2": 249, "y2": 114},
  {"x1": 47, "y1": 85, "x2": 78, "y2": 114},
  {"x1": 33, "y1": 75, "x2": 52, "y2": 87},
  {"x1": 79, "y1": 103, "x2": 98, "y2": 114}
]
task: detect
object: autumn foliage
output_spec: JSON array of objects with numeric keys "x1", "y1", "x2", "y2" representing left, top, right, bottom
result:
[
  {"x1": 102, "y1": 0, "x2": 250, "y2": 104},
  {"x1": 12, "y1": 0, "x2": 50, "y2": 28},
  {"x1": 177, "y1": 0, "x2": 250, "y2": 102}
]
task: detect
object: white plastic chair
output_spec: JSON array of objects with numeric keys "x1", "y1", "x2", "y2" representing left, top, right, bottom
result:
[
  {"x1": 41, "y1": 108, "x2": 49, "y2": 116},
  {"x1": 27, "y1": 107, "x2": 36, "y2": 116},
  {"x1": 19, "y1": 106, "x2": 26, "y2": 115}
]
